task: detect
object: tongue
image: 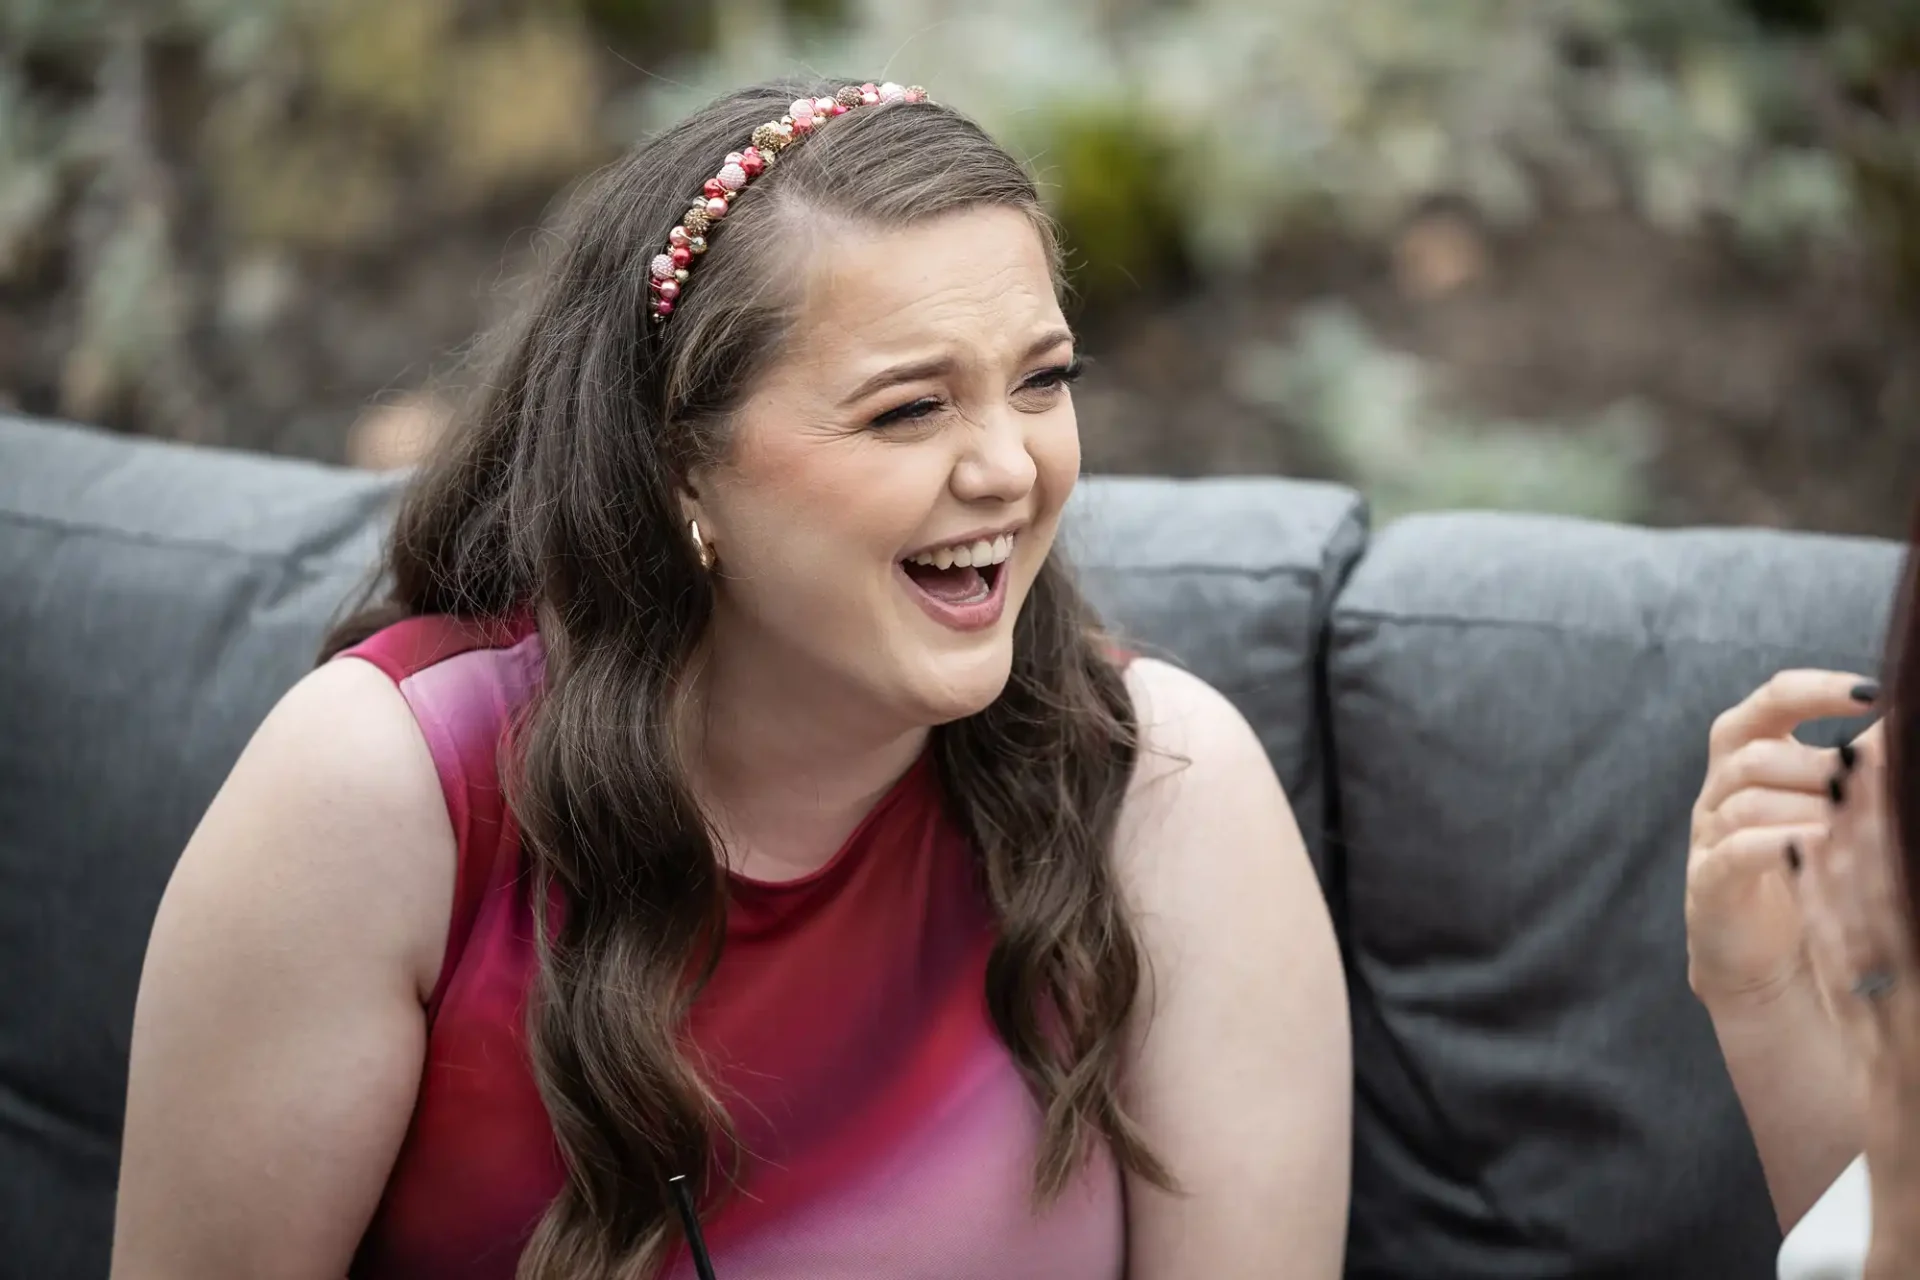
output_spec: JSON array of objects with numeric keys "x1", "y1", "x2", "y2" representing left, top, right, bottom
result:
[{"x1": 904, "y1": 561, "x2": 989, "y2": 604}]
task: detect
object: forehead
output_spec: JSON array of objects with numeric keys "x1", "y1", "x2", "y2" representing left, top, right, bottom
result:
[{"x1": 782, "y1": 205, "x2": 1064, "y2": 372}]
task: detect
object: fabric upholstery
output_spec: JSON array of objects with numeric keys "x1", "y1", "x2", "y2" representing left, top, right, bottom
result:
[
  {"x1": 1067, "y1": 476, "x2": 1368, "y2": 868},
  {"x1": 0, "y1": 417, "x2": 402, "y2": 1277},
  {"x1": 1330, "y1": 511, "x2": 1904, "y2": 1279}
]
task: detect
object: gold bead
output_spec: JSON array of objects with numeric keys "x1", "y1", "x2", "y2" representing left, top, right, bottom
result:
[
  {"x1": 906, "y1": 85, "x2": 927, "y2": 101},
  {"x1": 674, "y1": 268, "x2": 689, "y2": 283},
  {"x1": 752, "y1": 122, "x2": 784, "y2": 152},
  {"x1": 682, "y1": 208, "x2": 711, "y2": 236},
  {"x1": 835, "y1": 86, "x2": 862, "y2": 108}
]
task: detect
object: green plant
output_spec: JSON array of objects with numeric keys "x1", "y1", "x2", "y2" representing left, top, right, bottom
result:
[{"x1": 1230, "y1": 304, "x2": 1654, "y2": 522}]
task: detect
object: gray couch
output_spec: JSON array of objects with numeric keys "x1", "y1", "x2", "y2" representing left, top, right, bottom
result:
[{"x1": 0, "y1": 412, "x2": 1902, "y2": 1278}]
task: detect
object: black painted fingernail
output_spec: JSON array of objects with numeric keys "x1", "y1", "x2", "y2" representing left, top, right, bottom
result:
[
  {"x1": 1786, "y1": 841, "x2": 1803, "y2": 873},
  {"x1": 1853, "y1": 681, "x2": 1881, "y2": 704},
  {"x1": 1839, "y1": 740, "x2": 1858, "y2": 772},
  {"x1": 1829, "y1": 774, "x2": 1847, "y2": 805}
]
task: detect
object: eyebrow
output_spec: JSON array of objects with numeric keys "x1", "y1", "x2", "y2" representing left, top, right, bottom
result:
[{"x1": 837, "y1": 327, "x2": 1076, "y2": 408}]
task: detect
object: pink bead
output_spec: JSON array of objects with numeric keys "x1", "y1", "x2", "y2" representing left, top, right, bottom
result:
[
  {"x1": 860, "y1": 82, "x2": 877, "y2": 94},
  {"x1": 789, "y1": 114, "x2": 814, "y2": 135},
  {"x1": 878, "y1": 82, "x2": 906, "y2": 104},
  {"x1": 655, "y1": 279, "x2": 681, "y2": 301},
  {"x1": 829, "y1": 102, "x2": 847, "y2": 115},
  {"x1": 740, "y1": 149, "x2": 765, "y2": 176},
  {"x1": 814, "y1": 96, "x2": 835, "y2": 114},
  {"x1": 904, "y1": 86, "x2": 926, "y2": 103},
  {"x1": 717, "y1": 162, "x2": 747, "y2": 191},
  {"x1": 670, "y1": 246, "x2": 692, "y2": 267},
  {"x1": 668, "y1": 225, "x2": 690, "y2": 247},
  {"x1": 860, "y1": 90, "x2": 879, "y2": 105},
  {"x1": 724, "y1": 151, "x2": 744, "y2": 165},
  {"x1": 789, "y1": 98, "x2": 814, "y2": 121},
  {"x1": 704, "y1": 197, "x2": 728, "y2": 219},
  {"x1": 654, "y1": 300, "x2": 674, "y2": 316},
  {"x1": 649, "y1": 254, "x2": 675, "y2": 280}
]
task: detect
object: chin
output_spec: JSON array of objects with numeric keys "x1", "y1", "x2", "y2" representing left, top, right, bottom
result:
[{"x1": 903, "y1": 634, "x2": 1017, "y2": 726}]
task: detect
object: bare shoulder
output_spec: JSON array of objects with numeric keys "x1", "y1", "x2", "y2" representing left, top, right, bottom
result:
[
  {"x1": 114, "y1": 657, "x2": 457, "y2": 1277},
  {"x1": 1120, "y1": 656, "x2": 1280, "y2": 819},
  {"x1": 169, "y1": 656, "x2": 456, "y2": 1001},
  {"x1": 239, "y1": 656, "x2": 443, "y2": 807},
  {"x1": 1107, "y1": 661, "x2": 1349, "y2": 1275}
]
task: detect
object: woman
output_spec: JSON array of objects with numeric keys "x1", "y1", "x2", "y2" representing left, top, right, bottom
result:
[
  {"x1": 1688, "y1": 500, "x2": 1920, "y2": 1278},
  {"x1": 107, "y1": 81, "x2": 1351, "y2": 1279}
]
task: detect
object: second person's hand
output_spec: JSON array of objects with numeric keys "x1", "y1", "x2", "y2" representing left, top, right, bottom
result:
[{"x1": 1687, "y1": 669, "x2": 1880, "y2": 1010}]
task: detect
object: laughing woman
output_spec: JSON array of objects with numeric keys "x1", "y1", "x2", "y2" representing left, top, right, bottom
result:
[{"x1": 108, "y1": 81, "x2": 1350, "y2": 1280}]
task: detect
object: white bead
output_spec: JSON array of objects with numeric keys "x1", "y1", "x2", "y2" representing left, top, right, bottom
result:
[
  {"x1": 650, "y1": 254, "x2": 675, "y2": 280},
  {"x1": 878, "y1": 82, "x2": 907, "y2": 104}
]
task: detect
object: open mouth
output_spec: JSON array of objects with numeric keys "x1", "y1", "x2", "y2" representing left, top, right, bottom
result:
[{"x1": 900, "y1": 532, "x2": 1014, "y2": 608}]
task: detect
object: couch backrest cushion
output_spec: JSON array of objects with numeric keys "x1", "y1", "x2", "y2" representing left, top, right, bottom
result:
[
  {"x1": 1330, "y1": 510, "x2": 1903, "y2": 1279},
  {"x1": 0, "y1": 417, "x2": 404, "y2": 1276},
  {"x1": 0, "y1": 416, "x2": 1362, "y2": 1277},
  {"x1": 1066, "y1": 475, "x2": 1367, "y2": 868}
]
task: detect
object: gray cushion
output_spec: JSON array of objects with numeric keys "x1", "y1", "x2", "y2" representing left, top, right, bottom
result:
[
  {"x1": 0, "y1": 415, "x2": 1363, "y2": 1277},
  {"x1": 1067, "y1": 476, "x2": 1368, "y2": 869},
  {"x1": 0, "y1": 416, "x2": 402, "y2": 1279},
  {"x1": 1330, "y1": 510, "x2": 1904, "y2": 1279}
]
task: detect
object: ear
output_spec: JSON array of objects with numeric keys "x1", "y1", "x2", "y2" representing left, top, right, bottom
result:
[{"x1": 676, "y1": 474, "x2": 718, "y2": 543}]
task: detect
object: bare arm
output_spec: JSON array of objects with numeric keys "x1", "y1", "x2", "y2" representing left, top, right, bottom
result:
[
  {"x1": 1688, "y1": 676, "x2": 1883, "y2": 1230},
  {"x1": 1114, "y1": 659, "x2": 1351, "y2": 1280},
  {"x1": 111, "y1": 658, "x2": 455, "y2": 1280},
  {"x1": 1708, "y1": 972, "x2": 1864, "y2": 1229}
]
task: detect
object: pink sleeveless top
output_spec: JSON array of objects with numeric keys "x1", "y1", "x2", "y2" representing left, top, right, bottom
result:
[{"x1": 338, "y1": 616, "x2": 1123, "y2": 1279}]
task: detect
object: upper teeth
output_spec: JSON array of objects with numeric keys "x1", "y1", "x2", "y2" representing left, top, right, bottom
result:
[{"x1": 907, "y1": 533, "x2": 1015, "y2": 571}]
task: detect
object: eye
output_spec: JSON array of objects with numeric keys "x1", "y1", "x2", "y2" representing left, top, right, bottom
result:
[
  {"x1": 1014, "y1": 358, "x2": 1084, "y2": 407},
  {"x1": 868, "y1": 396, "x2": 945, "y2": 429}
]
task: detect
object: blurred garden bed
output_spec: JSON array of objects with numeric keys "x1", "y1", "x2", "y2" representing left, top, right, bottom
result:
[{"x1": 3, "y1": 0, "x2": 1917, "y2": 534}]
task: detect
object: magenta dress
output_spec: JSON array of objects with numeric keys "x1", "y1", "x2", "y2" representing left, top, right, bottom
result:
[{"x1": 338, "y1": 615, "x2": 1124, "y2": 1279}]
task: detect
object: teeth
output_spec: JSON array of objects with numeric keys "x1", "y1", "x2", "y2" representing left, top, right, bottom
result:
[{"x1": 907, "y1": 531, "x2": 1016, "y2": 568}]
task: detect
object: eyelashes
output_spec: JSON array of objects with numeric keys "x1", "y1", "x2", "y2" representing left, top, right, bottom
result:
[
  {"x1": 1032, "y1": 357, "x2": 1086, "y2": 387},
  {"x1": 868, "y1": 359, "x2": 1084, "y2": 429}
]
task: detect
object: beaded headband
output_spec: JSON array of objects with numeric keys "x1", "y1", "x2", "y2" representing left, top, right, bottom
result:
[{"x1": 648, "y1": 81, "x2": 930, "y2": 323}]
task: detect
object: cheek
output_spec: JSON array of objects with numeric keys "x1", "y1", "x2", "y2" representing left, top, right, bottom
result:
[
  {"x1": 1032, "y1": 403, "x2": 1082, "y2": 509},
  {"x1": 714, "y1": 433, "x2": 933, "y2": 576}
]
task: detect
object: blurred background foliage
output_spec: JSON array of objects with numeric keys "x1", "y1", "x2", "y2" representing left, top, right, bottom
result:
[{"x1": 1, "y1": 0, "x2": 1916, "y2": 531}]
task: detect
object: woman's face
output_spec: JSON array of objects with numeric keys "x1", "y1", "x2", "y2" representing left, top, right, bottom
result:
[{"x1": 687, "y1": 204, "x2": 1080, "y2": 731}]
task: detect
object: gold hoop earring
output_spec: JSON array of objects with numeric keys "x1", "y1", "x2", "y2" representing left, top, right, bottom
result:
[{"x1": 688, "y1": 519, "x2": 716, "y2": 572}]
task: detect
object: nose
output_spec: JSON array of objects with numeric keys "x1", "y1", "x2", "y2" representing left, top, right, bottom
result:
[{"x1": 949, "y1": 408, "x2": 1038, "y2": 507}]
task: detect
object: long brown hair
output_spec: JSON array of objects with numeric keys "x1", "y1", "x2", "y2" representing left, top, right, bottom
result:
[
  {"x1": 322, "y1": 80, "x2": 1169, "y2": 1278},
  {"x1": 1888, "y1": 499, "x2": 1920, "y2": 935}
]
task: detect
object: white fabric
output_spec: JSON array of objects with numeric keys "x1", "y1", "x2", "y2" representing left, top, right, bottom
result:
[{"x1": 1779, "y1": 1157, "x2": 1871, "y2": 1280}]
